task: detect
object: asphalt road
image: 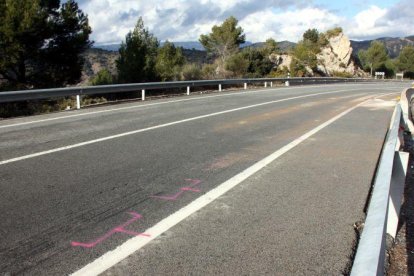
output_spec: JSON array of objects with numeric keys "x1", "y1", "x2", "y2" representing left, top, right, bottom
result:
[{"x1": 0, "y1": 82, "x2": 408, "y2": 275}]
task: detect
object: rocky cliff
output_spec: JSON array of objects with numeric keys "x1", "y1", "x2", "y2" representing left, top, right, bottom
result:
[
  {"x1": 274, "y1": 32, "x2": 366, "y2": 77},
  {"x1": 317, "y1": 32, "x2": 365, "y2": 76}
]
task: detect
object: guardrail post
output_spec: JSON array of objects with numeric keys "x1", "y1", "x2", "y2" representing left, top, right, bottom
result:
[
  {"x1": 76, "y1": 94, "x2": 81, "y2": 110},
  {"x1": 285, "y1": 73, "x2": 290, "y2": 87},
  {"x1": 142, "y1": 89, "x2": 145, "y2": 101},
  {"x1": 187, "y1": 86, "x2": 190, "y2": 96},
  {"x1": 244, "y1": 83, "x2": 247, "y2": 90},
  {"x1": 265, "y1": 82, "x2": 267, "y2": 88},
  {"x1": 219, "y1": 84, "x2": 222, "y2": 92},
  {"x1": 271, "y1": 81, "x2": 273, "y2": 88}
]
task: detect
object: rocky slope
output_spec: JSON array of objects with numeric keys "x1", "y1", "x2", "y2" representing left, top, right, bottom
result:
[
  {"x1": 317, "y1": 32, "x2": 365, "y2": 76},
  {"x1": 273, "y1": 32, "x2": 366, "y2": 77},
  {"x1": 80, "y1": 48, "x2": 118, "y2": 85}
]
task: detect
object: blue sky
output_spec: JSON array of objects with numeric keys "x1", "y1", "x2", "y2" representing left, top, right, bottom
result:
[{"x1": 76, "y1": 0, "x2": 413, "y2": 45}]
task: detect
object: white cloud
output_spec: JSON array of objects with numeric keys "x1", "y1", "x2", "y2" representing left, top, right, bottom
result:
[
  {"x1": 346, "y1": 6, "x2": 389, "y2": 39},
  {"x1": 240, "y1": 8, "x2": 343, "y2": 42},
  {"x1": 78, "y1": 0, "x2": 306, "y2": 44},
  {"x1": 344, "y1": 0, "x2": 414, "y2": 40},
  {"x1": 76, "y1": 0, "x2": 413, "y2": 45}
]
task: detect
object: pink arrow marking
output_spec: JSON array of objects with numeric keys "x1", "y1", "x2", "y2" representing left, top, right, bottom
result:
[
  {"x1": 150, "y1": 179, "x2": 202, "y2": 201},
  {"x1": 71, "y1": 211, "x2": 149, "y2": 248}
]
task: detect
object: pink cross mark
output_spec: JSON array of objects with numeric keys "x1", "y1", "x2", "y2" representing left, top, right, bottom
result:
[
  {"x1": 71, "y1": 211, "x2": 150, "y2": 248},
  {"x1": 150, "y1": 179, "x2": 202, "y2": 201}
]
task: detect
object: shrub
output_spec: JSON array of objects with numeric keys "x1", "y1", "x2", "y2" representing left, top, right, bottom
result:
[
  {"x1": 325, "y1": 27, "x2": 343, "y2": 38},
  {"x1": 90, "y1": 69, "x2": 114, "y2": 86},
  {"x1": 201, "y1": 64, "x2": 217, "y2": 79},
  {"x1": 181, "y1": 63, "x2": 202, "y2": 80},
  {"x1": 330, "y1": 71, "x2": 353, "y2": 78},
  {"x1": 225, "y1": 53, "x2": 249, "y2": 78}
]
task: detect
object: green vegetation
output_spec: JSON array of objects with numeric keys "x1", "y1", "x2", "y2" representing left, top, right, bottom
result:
[
  {"x1": 11, "y1": 10, "x2": 407, "y2": 117},
  {"x1": 116, "y1": 17, "x2": 159, "y2": 83},
  {"x1": 201, "y1": 64, "x2": 217, "y2": 80},
  {"x1": 197, "y1": 16, "x2": 278, "y2": 79},
  {"x1": 199, "y1": 16, "x2": 246, "y2": 65},
  {"x1": 225, "y1": 52, "x2": 249, "y2": 78},
  {"x1": 289, "y1": 28, "x2": 342, "y2": 77},
  {"x1": 290, "y1": 29, "x2": 321, "y2": 76},
  {"x1": 0, "y1": 0, "x2": 92, "y2": 90},
  {"x1": 241, "y1": 47, "x2": 274, "y2": 78},
  {"x1": 303, "y1": 29, "x2": 319, "y2": 44},
  {"x1": 326, "y1": 27, "x2": 343, "y2": 38},
  {"x1": 395, "y1": 46, "x2": 414, "y2": 78},
  {"x1": 330, "y1": 71, "x2": 353, "y2": 78},
  {"x1": 358, "y1": 41, "x2": 393, "y2": 77},
  {"x1": 181, "y1": 63, "x2": 203, "y2": 80},
  {"x1": 155, "y1": 41, "x2": 185, "y2": 81},
  {"x1": 90, "y1": 69, "x2": 114, "y2": 86},
  {"x1": 263, "y1": 38, "x2": 279, "y2": 55}
]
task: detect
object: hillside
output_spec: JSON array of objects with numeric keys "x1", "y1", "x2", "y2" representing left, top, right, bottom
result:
[
  {"x1": 350, "y1": 36, "x2": 414, "y2": 58},
  {"x1": 247, "y1": 41, "x2": 296, "y2": 53},
  {"x1": 83, "y1": 35, "x2": 414, "y2": 83},
  {"x1": 80, "y1": 48, "x2": 118, "y2": 85},
  {"x1": 81, "y1": 47, "x2": 211, "y2": 84}
]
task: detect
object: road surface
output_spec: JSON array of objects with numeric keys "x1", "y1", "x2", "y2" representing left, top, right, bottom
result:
[{"x1": 0, "y1": 82, "x2": 407, "y2": 275}]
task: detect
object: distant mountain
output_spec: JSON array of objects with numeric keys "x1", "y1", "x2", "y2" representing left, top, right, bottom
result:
[
  {"x1": 350, "y1": 36, "x2": 414, "y2": 58},
  {"x1": 93, "y1": 44, "x2": 120, "y2": 52},
  {"x1": 246, "y1": 40, "x2": 296, "y2": 52},
  {"x1": 94, "y1": 36, "x2": 414, "y2": 59},
  {"x1": 94, "y1": 40, "x2": 293, "y2": 52}
]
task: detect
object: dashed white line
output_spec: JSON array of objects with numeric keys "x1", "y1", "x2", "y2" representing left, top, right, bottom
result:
[{"x1": 70, "y1": 96, "x2": 379, "y2": 276}]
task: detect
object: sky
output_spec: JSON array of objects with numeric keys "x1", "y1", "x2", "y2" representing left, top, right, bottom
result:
[{"x1": 75, "y1": 0, "x2": 414, "y2": 45}]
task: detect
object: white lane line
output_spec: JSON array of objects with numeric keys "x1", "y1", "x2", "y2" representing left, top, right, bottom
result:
[
  {"x1": 70, "y1": 96, "x2": 377, "y2": 276},
  {"x1": 0, "y1": 88, "x2": 366, "y2": 166},
  {"x1": 0, "y1": 86, "x2": 323, "y2": 129},
  {"x1": 0, "y1": 83, "x2": 393, "y2": 129}
]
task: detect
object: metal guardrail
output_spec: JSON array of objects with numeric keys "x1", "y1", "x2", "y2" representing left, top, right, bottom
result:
[
  {"x1": 351, "y1": 89, "x2": 412, "y2": 275},
  {"x1": 0, "y1": 77, "x2": 376, "y2": 108}
]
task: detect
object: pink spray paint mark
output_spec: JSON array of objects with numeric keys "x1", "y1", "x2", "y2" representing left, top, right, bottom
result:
[
  {"x1": 71, "y1": 211, "x2": 150, "y2": 248},
  {"x1": 150, "y1": 179, "x2": 202, "y2": 201}
]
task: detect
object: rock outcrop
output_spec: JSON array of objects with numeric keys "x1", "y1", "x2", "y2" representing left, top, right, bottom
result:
[
  {"x1": 274, "y1": 31, "x2": 367, "y2": 77},
  {"x1": 272, "y1": 54, "x2": 292, "y2": 70},
  {"x1": 317, "y1": 32, "x2": 365, "y2": 76}
]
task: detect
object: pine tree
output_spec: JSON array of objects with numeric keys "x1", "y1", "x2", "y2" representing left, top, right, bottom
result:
[
  {"x1": 116, "y1": 17, "x2": 159, "y2": 83},
  {"x1": 0, "y1": 0, "x2": 91, "y2": 90},
  {"x1": 199, "y1": 16, "x2": 245, "y2": 64},
  {"x1": 155, "y1": 41, "x2": 185, "y2": 81}
]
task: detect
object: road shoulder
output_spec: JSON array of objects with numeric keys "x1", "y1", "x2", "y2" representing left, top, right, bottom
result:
[{"x1": 101, "y1": 99, "x2": 396, "y2": 275}]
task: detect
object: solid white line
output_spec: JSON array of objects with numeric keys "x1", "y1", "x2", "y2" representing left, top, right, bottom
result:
[
  {"x1": 0, "y1": 83, "x2": 394, "y2": 129},
  {"x1": 71, "y1": 96, "x2": 377, "y2": 276},
  {"x1": 0, "y1": 86, "x2": 314, "y2": 129},
  {"x1": 0, "y1": 88, "x2": 364, "y2": 166}
]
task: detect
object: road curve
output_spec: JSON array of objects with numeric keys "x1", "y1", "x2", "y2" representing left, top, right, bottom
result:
[{"x1": 0, "y1": 82, "x2": 407, "y2": 275}]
